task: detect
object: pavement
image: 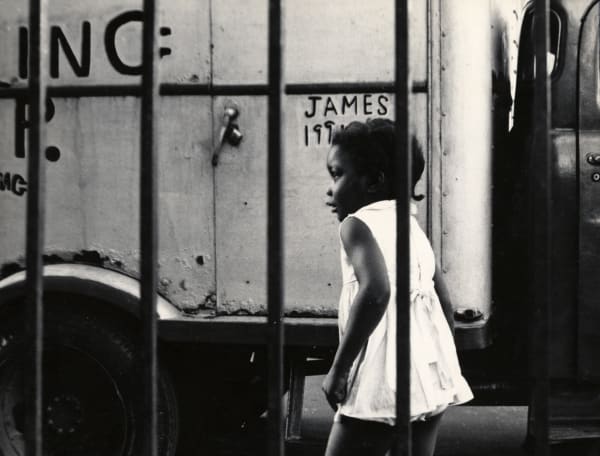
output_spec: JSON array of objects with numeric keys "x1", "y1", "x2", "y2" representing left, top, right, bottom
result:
[
  {"x1": 199, "y1": 374, "x2": 600, "y2": 455},
  {"x1": 297, "y1": 375, "x2": 529, "y2": 456}
]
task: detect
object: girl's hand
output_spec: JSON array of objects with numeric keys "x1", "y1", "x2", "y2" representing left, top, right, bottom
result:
[{"x1": 322, "y1": 366, "x2": 349, "y2": 411}]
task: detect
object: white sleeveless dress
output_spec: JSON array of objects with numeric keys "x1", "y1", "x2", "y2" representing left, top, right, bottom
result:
[{"x1": 336, "y1": 200, "x2": 473, "y2": 424}]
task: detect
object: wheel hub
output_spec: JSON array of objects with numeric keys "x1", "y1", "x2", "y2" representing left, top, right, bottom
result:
[{"x1": 46, "y1": 394, "x2": 83, "y2": 435}]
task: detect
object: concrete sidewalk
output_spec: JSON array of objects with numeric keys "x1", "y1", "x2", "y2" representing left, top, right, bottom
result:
[{"x1": 299, "y1": 375, "x2": 529, "y2": 456}]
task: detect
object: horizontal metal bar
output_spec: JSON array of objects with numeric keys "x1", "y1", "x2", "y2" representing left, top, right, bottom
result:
[
  {"x1": 0, "y1": 84, "x2": 269, "y2": 98},
  {"x1": 286, "y1": 82, "x2": 395, "y2": 94},
  {"x1": 0, "y1": 81, "x2": 428, "y2": 99},
  {"x1": 0, "y1": 85, "x2": 139, "y2": 98},
  {"x1": 0, "y1": 84, "x2": 268, "y2": 98},
  {"x1": 286, "y1": 81, "x2": 428, "y2": 94},
  {"x1": 0, "y1": 87, "x2": 27, "y2": 98},
  {"x1": 162, "y1": 83, "x2": 270, "y2": 96}
]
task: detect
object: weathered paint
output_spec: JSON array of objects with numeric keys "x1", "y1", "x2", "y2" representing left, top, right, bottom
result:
[
  {"x1": 211, "y1": 91, "x2": 431, "y2": 315},
  {"x1": 0, "y1": 263, "x2": 181, "y2": 318},
  {"x1": 0, "y1": 0, "x2": 521, "y2": 319},
  {"x1": 0, "y1": 0, "x2": 211, "y2": 86},
  {"x1": 213, "y1": 95, "x2": 268, "y2": 315},
  {"x1": 432, "y1": 0, "x2": 522, "y2": 317},
  {"x1": 211, "y1": 0, "x2": 429, "y2": 315},
  {"x1": 0, "y1": 95, "x2": 216, "y2": 312}
]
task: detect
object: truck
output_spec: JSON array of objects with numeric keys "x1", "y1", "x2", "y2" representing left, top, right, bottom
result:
[{"x1": 0, "y1": 0, "x2": 598, "y2": 454}]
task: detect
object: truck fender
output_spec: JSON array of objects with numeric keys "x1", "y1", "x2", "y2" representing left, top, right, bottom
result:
[{"x1": 0, "y1": 263, "x2": 180, "y2": 319}]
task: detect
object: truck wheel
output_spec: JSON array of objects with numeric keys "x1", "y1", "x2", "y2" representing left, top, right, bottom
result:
[{"x1": 0, "y1": 295, "x2": 178, "y2": 456}]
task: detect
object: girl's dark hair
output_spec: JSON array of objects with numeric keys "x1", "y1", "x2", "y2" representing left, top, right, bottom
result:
[{"x1": 331, "y1": 118, "x2": 425, "y2": 201}]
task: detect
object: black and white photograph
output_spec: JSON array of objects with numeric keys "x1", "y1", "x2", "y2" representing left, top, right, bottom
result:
[{"x1": 0, "y1": 0, "x2": 599, "y2": 455}]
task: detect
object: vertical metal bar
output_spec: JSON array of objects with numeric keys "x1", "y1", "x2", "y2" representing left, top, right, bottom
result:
[
  {"x1": 267, "y1": 0, "x2": 284, "y2": 455},
  {"x1": 140, "y1": 0, "x2": 159, "y2": 454},
  {"x1": 533, "y1": 0, "x2": 550, "y2": 455},
  {"x1": 24, "y1": 0, "x2": 47, "y2": 455},
  {"x1": 394, "y1": 0, "x2": 411, "y2": 455}
]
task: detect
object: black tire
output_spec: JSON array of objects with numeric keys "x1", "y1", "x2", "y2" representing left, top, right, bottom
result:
[{"x1": 0, "y1": 294, "x2": 178, "y2": 456}]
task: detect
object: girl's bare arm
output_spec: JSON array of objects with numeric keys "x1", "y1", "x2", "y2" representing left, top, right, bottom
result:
[
  {"x1": 323, "y1": 217, "x2": 390, "y2": 409},
  {"x1": 433, "y1": 263, "x2": 455, "y2": 334}
]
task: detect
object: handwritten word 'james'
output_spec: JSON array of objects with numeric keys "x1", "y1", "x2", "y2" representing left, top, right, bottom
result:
[
  {"x1": 19, "y1": 10, "x2": 172, "y2": 79},
  {"x1": 304, "y1": 95, "x2": 390, "y2": 118},
  {"x1": 0, "y1": 172, "x2": 27, "y2": 197}
]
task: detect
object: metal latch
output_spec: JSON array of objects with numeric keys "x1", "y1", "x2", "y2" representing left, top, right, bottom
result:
[
  {"x1": 586, "y1": 154, "x2": 600, "y2": 166},
  {"x1": 212, "y1": 105, "x2": 243, "y2": 166}
]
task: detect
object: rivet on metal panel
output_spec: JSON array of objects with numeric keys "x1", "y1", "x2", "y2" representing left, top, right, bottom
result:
[
  {"x1": 443, "y1": 150, "x2": 448, "y2": 156},
  {"x1": 442, "y1": 191, "x2": 448, "y2": 197},
  {"x1": 441, "y1": 65, "x2": 446, "y2": 71},
  {"x1": 441, "y1": 112, "x2": 446, "y2": 117},
  {"x1": 443, "y1": 230, "x2": 448, "y2": 235}
]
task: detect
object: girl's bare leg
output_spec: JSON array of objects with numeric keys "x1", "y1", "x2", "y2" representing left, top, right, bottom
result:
[
  {"x1": 325, "y1": 415, "x2": 396, "y2": 456},
  {"x1": 411, "y1": 412, "x2": 444, "y2": 456},
  {"x1": 324, "y1": 412, "x2": 444, "y2": 456}
]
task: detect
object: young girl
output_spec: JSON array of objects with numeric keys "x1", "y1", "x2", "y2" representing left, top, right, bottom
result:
[{"x1": 322, "y1": 119, "x2": 473, "y2": 456}]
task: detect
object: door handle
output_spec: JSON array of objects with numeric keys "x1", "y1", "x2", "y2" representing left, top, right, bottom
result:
[
  {"x1": 212, "y1": 106, "x2": 243, "y2": 166},
  {"x1": 586, "y1": 154, "x2": 600, "y2": 166}
]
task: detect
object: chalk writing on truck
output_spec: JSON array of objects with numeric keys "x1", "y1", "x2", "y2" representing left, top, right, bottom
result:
[{"x1": 302, "y1": 94, "x2": 392, "y2": 147}]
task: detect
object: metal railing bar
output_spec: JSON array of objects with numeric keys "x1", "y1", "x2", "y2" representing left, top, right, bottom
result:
[
  {"x1": 533, "y1": 0, "x2": 551, "y2": 454},
  {"x1": 167, "y1": 84, "x2": 270, "y2": 96},
  {"x1": 286, "y1": 81, "x2": 428, "y2": 95},
  {"x1": 24, "y1": 0, "x2": 47, "y2": 455},
  {"x1": 393, "y1": 0, "x2": 411, "y2": 455},
  {"x1": 267, "y1": 0, "x2": 284, "y2": 455},
  {"x1": 140, "y1": 0, "x2": 159, "y2": 454},
  {"x1": 0, "y1": 82, "x2": 428, "y2": 99}
]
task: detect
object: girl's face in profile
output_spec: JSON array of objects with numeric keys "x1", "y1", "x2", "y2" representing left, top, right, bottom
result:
[{"x1": 326, "y1": 145, "x2": 370, "y2": 221}]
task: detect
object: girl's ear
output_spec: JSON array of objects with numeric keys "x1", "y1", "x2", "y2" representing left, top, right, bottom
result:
[{"x1": 367, "y1": 171, "x2": 386, "y2": 193}]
